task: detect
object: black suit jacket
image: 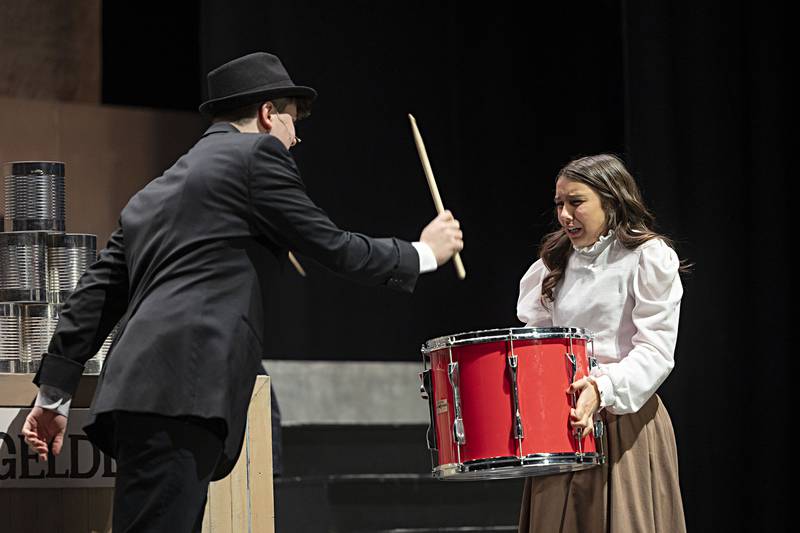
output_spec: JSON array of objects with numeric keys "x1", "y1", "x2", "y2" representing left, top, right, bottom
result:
[{"x1": 34, "y1": 123, "x2": 420, "y2": 478}]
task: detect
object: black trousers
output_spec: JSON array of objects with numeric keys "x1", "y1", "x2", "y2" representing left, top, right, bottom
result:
[{"x1": 111, "y1": 411, "x2": 224, "y2": 533}]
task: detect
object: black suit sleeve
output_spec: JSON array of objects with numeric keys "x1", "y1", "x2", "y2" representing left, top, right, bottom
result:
[
  {"x1": 33, "y1": 225, "x2": 130, "y2": 395},
  {"x1": 246, "y1": 135, "x2": 420, "y2": 292}
]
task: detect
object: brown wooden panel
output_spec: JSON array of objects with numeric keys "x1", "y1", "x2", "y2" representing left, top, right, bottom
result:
[
  {"x1": 57, "y1": 103, "x2": 207, "y2": 238},
  {"x1": 202, "y1": 495, "x2": 212, "y2": 533},
  {"x1": 202, "y1": 376, "x2": 274, "y2": 532},
  {"x1": 0, "y1": 374, "x2": 98, "y2": 408},
  {"x1": 61, "y1": 488, "x2": 88, "y2": 533},
  {"x1": 230, "y1": 441, "x2": 249, "y2": 532},
  {"x1": 0, "y1": 0, "x2": 101, "y2": 103},
  {"x1": 0, "y1": 488, "x2": 112, "y2": 533},
  {"x1": 85, "y1": 488, "x2": 113, "y2": 532},
  {"x1": 0, "y1": 377, "x2": 270, "y2": 532},
  {"x1": 208, "y1": 472, "x2": 233, "y2": 533},
  {"x1": 248, "y1": 377, "x2": 275, "y2": 533},
  {"x1": 0, "y1": 97, "x2": 206, "y2": 239}
]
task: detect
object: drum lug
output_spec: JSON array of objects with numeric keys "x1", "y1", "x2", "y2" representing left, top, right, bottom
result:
[
  {"x1": 453, "y1": 418, "x2": 466, "y2": 446},
  {"x1": 448, "y1": 362, "x2": 466, "y2": 446},
  {"x1": 593, "y1": 418, "x2": 604, "y2": 439},
  {"x1": 419, "y1": 346, "x2": 429, "y2": 399},
  {"x1": 420, "y1": 369, "x2": 437, "y2": 451},
  {"x1": 566, "y1": 349, "x2": 584, "y2": 456},
  {"x1": 594, "y1": 418, "x2": 606, "y2": 464},
  {"x1": 506, "y1": 354, "x2": 525, "y2": 440}
]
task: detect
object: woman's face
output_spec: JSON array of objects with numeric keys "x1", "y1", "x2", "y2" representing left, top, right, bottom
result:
[{"x1": 555, "y1": 176, "x2": 608, "y2": 248}]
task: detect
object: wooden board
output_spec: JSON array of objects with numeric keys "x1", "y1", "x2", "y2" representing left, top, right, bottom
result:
[{"x1": 0, "y1": 374, "x2": 273, "y2": 533}]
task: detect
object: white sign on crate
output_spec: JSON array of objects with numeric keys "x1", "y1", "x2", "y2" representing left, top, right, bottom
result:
[{"x1": 0, "y1": 408, "x2": 116, "y2": 488}]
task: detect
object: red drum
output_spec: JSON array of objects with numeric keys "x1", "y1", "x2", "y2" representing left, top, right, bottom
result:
[{"x1": 420, "y1": 327, "x2": 605, "y2": 480}]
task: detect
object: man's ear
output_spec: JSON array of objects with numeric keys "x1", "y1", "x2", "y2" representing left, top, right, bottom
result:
[{"x1": 258, "y1": 102, "x2": 274, "y2": 132}]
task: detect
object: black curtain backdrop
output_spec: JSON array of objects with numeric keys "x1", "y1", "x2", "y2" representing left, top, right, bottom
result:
[
  {"x1": 102, "y1": 3, "x2": 200, "y2": 110},
  {"x1": 197, "y1": 0, "x2": 625, "y2": 360},
  {"x1": 101, "y1": 1, "x2": 789, "y2": 529},
  {"x1": 622, "y1": 2, "x2": 789, "y2": 530}
]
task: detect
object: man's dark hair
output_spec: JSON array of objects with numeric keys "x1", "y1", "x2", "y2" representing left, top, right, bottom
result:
[{"x1": 213, "y1": 97, "x2": 312, "y2": 124}]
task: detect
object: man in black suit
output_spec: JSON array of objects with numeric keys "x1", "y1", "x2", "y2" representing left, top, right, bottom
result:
[{"x1": 22, "y1": 52, "x2": 463, "y2": 532}]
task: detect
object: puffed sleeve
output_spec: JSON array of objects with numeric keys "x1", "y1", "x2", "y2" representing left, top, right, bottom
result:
[
  {"x1": 517, "y1": 259, "x2": 553, "y2": 327},
  {"x1": 591, "y1": 239, "x2": 683, "y2": 414}
]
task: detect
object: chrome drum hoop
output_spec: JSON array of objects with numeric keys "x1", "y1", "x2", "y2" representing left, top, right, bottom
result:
[
  {"x1": 433, "y1": 452, "x2": 603, "y2": 481},
  {"x1": 422, "y1": 327, "x2": 595, "y2": 353}
]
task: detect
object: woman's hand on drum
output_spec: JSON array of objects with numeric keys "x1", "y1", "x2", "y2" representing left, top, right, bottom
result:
[{"x1": 568, "y1": 377, "x2": 600, "y2": 438}]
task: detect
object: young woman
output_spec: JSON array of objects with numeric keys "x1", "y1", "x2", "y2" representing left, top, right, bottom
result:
[{"x1": 516, "y1": 154, "x2": 687, "y2": 532}]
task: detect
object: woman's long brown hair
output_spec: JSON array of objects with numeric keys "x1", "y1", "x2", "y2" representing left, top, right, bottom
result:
[{"x1": 540, "y1": 154, "x2": 689, "y2": 305}]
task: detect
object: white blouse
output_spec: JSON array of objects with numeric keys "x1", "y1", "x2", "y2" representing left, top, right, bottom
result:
[{"x1": 517, "y1": 233, "x2": 683, "y2": 415}]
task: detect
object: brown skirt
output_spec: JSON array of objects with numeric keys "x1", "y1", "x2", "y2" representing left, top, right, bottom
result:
[{"x1": 518, "y1": 394, "x2": 686, "y2": 533}]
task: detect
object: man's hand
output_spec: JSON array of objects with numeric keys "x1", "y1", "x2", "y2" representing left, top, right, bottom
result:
[
  {"x1": 420, "y1": 210, "x2": 464, "y2": 266},
  {"x1": 22, "y1": 406, "x2": 67, "y2": 461}
]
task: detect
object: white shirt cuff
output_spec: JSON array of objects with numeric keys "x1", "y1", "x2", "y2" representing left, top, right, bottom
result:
[
  {"x1": 589, "y1": 373, "x2": 615, "y2": 410},
  {"x1": 35, "y1": 384, "x2": 72, "y2": 418},
  {"x1": 412, "y1": 241, "x2": 438, "y2": 273}
]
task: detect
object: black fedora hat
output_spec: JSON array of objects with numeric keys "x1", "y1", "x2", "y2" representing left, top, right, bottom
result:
[{"x1": 199, "y1": 52, "x2": 317, "y2": 116}]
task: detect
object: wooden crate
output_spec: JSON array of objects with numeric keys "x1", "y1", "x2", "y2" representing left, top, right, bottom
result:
[{"x1": 0, "y1": 374, "x2": 274, "y2": 533}]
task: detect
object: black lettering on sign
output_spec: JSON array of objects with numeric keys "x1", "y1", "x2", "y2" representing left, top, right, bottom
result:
[
  {"x1": 70, "y1": 434, "x2": 99, "y2": 479},
  {"x1": 0, "y1": 432, "x2": 16, "y2": 480},
  {"x1": 1, "y1": 429, "x2": 116, "y2": 483},
  {"x1": 46, "y1": 446, "x2": 70, "y2": 478},
  {"x1": 18, "y1": 438, "x2": 45, "y2": 479},
  {"x1": 102, "y1": 451, "x2": 117, "y2": 478}
]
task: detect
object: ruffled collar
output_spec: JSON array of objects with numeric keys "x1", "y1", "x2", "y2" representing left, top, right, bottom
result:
[{"x1": 573, "y1": 230, "x2": 615, "y2": 258}]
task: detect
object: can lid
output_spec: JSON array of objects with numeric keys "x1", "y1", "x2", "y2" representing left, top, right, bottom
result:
[{"x1": 5, "y1": 161, "x2": 65, "y2": 177}]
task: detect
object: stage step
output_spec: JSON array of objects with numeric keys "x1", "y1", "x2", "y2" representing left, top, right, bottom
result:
[
  {"x1": 374, "y1": 526, "x2": 518, "y2": 533},
  {"x1": 282, "y1": 424, "x2": 431, "y2": 476},
  {"x1": 275, "y1": 473, "x2": 523, "y2": 533},
  {"x1": 270, "y1": 364, "x2": 525, "y2": 532}
]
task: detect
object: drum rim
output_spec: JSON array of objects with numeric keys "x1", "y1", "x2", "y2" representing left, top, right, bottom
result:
[
  {"x1": 434, "y1": 452, "x2": 603, "y2": 480},
  {"x1": 422, "y1": 326, "x2": 594, "y2": 352}
]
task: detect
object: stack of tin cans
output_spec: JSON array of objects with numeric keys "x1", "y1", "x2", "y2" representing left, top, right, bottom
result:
[{"x1": 0, "y1": 161, "x2": 115, "y2": 374}]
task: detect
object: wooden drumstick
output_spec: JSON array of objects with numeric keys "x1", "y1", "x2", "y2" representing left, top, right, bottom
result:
[
  {"x1": 288, "y1": 251, "x2": 306, "y2": 277},
  {"x1": 408, "y1": 114, "x2": 466, "y2": 280}
]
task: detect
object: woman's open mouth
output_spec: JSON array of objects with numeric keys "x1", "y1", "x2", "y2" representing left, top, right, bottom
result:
[{"x1": 566, "y1": 226, "x2": 583, "y2": 238}]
